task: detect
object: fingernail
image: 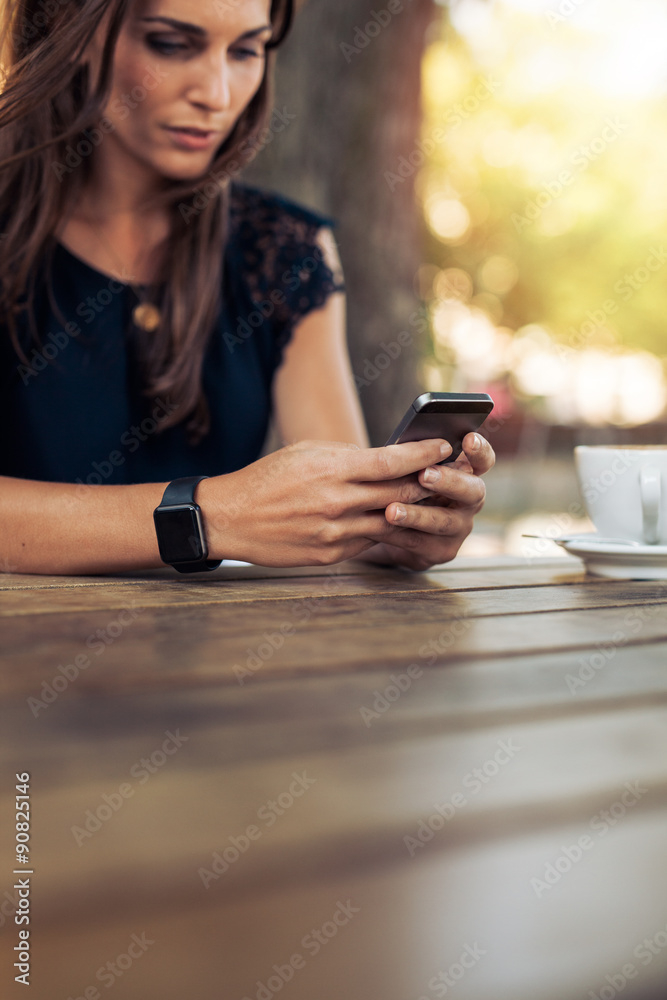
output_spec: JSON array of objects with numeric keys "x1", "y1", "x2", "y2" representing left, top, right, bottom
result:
[
  {"x1": 393, "y1": 506, "x2": 407, "y2": 522},
  {"x1": 470, "y1": 434, "x2": 481, "y2": 451},
  {"x1": 423, "y1": 467, "x2": 440, "y2": 484},
  {"x1": 440, "y1": 442, "x2": 452, "y2": 458}
]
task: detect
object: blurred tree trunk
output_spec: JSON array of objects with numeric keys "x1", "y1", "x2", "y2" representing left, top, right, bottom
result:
[{"x1": 244, "y1": 0, "x2": 438, "y2": 447}]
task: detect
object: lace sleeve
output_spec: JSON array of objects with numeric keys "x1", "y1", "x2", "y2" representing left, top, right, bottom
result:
[
  {"x1": 271, "y1": 218, "x2": 346, "y2": 364},
  {"x1": 230, "y1": 184, "x2": 346, "y2": 368}
]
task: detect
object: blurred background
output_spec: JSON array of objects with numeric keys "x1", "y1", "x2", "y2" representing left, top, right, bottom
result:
[{"x1": 245, "y1": 0, "x2": 667, "y2": 559}]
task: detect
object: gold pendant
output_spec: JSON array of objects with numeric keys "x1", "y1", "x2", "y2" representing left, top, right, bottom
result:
[{"x1": 132, "y1": 302, "x2": 161, "y2": 332}]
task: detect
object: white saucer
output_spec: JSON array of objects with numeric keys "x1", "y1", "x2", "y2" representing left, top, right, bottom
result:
[{"x1": 554, "y1": 533, "x2": 667, "y2": 580}]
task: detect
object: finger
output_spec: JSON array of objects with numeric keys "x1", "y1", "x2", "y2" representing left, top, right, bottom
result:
[
  {"x1": 363, "y1": 538, "x2": 460, "y2": 573},
  {"x1": 461, "y1": 432, "x2": 496, "y2": 475},
  {"x1": 382, "y1": 502, "x2": 470, "y2": 538},
  {"x1": 346, "y1": 510, "x2": 408, "y2": 543},
  {"x1": 416, "y1": 463, "x2": 486, "y2": 509},
  {"x1": 355, "y1": 474, "x2": 439, "y2": 511},
  {"x1": 347, "y1": 438, "x2": 453, "y2": 483},
  {"x1": 359, "y1": 513, "x2": 471, "y2": 570}
]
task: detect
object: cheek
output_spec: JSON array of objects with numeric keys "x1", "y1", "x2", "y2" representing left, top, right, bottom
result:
[
  {"x1": 235, "y1": 63, "x2": 267, "y2": 105},
  {"x1": 105, "y1": 45, "x2": 162, "y2": 123},
  {"x1": 109, "y1": 38, "x2": 147, "y2": 93}
]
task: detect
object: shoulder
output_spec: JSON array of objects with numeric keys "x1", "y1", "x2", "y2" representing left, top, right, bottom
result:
[
  {"x1": 228, "y1": 180, "x2": 343, "y2": 282},
  {"x1": 228, "y1": 180, "x2": 339, "y2": 240},
  {"x1": 225, "y1": 182, "x2": 346, "y2": 367},
  {"x1": 227, "y1": 180, "x2": 345, "y2": 311}
]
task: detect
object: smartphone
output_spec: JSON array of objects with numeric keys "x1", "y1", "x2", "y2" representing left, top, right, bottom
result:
[{"x1": 385, "y1": 392, "x2": 494, "y2": 465}]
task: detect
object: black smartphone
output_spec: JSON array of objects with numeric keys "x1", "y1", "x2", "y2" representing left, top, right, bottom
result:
[{"x1": 385, "y1": 392, "x2": 494, "y2": 465}]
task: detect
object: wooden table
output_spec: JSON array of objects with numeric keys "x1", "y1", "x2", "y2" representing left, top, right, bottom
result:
[{"x1": 2, "y1": 554, "x2": 667, "y2": 1000}]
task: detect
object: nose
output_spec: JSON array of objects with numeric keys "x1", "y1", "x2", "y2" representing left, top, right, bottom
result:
[{"x1": 186, "y1": 52, "x2": 232, "y2": 112}]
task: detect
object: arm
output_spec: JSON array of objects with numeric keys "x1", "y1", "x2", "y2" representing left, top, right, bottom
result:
[
  {"x1": 1, "y1": 241, "x2": 487, "y2": 576},
  {"x1": 271, "y1": 226, "x2": 369, "y2": 448},
  {"x1": 0, "y1": 234, "x2": 439, "y2": 578},
  {"x1": 0, "y1": 476, "x2": 169, "y2": 575},
  {"x1": 271, "y1": 225, "x2": 495, "y2": 571},
  {"x1": 0, "y1": 438, "x2": 444, "y2": 576}
]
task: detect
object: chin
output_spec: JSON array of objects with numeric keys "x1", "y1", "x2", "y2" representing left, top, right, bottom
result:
[{"x1": 150, "y1": 153, "x2": 216, "y2": 181}]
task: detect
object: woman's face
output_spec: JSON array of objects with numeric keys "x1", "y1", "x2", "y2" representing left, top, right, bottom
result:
[{"x1": 88, "y1": 0, "x2": 273, "y2": 183}]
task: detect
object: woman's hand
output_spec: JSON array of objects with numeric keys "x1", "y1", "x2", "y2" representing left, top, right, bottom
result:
[
  {"x1": 198, "y1": 437, "x2": 454, "y2": 568},
  {"x1": 357, "y1": 432, "x2": 496, "y2": 571}
]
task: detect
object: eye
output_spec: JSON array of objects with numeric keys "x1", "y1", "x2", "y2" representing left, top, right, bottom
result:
[
  {"x1": 146, "y1": 36, "x2": 188, "y2": 55},
  {"x1": 231, "y1": 47, "x2": 265, "y2": 61}
]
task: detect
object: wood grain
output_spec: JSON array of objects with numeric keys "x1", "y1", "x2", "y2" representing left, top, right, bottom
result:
[{"x1": 2, "y1": 557, "x2": 666, "y2": 1000}]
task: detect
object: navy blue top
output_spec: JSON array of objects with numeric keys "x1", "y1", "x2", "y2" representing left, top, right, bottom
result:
[{"x1": 0, "y1": 181, "x2": 344, "y2": 485}]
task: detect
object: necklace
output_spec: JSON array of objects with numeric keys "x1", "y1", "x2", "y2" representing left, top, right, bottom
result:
[{"x1": 85, "y1": 218, "x2": 164, "y2": 332}]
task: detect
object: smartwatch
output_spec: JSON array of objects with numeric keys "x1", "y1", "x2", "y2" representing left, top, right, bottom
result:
[{"x1": 153, "y1": 476, "x2": 223, "y2": 573}]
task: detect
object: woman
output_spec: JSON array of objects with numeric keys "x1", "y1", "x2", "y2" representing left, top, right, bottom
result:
[{"x1": 0, "y1": 0, "x2": 494, "y2": 576}]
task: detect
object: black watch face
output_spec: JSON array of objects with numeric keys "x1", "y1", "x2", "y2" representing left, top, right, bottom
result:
[{"x1": 154, "y1": 506, "x2": 205, "y2": 563}]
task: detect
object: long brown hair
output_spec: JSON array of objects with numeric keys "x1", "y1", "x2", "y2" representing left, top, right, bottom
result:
[{"x1": 0, "y1": 0, "x2": 294, "y2": 446}]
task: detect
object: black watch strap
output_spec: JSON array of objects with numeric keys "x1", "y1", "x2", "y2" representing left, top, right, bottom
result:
[
  {"x1": 161, "y1": 475, "x2": 209, "y2": 506},
  {"x1": 157, "y1": 476, "x2": 222, "y2": 573},
  {"x1": 173, "y1": 560, "x2": 221, "y2": 573}
]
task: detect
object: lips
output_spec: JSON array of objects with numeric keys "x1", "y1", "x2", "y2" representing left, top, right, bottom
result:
[
  {"x1": 164, "y1": 126, "x2": 221, "y2": 151},
  {"x1": 169, "y1": 127, "x2": 215, "y2": 136}
]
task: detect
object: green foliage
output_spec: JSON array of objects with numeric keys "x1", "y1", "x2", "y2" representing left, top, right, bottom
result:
[{"x1": 420, "y1": 4, "x2": 667, "y2": 360}]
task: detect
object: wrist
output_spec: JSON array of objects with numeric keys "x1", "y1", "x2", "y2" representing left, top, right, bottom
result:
[
  {"x1": 196, "y1": 473, "x2": 246, "y2": 563},
  {"x1": 152, "y1": 476, "x2": 223, "y2": 572}
]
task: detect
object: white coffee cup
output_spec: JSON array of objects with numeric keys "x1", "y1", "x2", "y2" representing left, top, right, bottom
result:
[{"x1": 574, "y1": 445, "x2": 667, "y2": 545}]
